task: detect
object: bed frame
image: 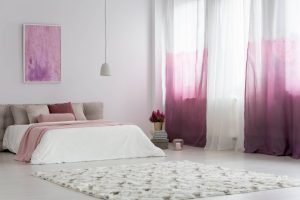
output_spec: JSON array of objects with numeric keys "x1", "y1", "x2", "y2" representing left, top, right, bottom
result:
[{"x1": 0, "y1": 102, "x2": 103, "y2": 151}]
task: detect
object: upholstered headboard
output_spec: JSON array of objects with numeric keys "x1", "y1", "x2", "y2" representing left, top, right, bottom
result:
[{"x1": 0, "y1": 102, "x2": 103, "y2": 151}]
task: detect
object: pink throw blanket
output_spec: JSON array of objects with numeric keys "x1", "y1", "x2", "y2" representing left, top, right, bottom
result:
[{"x1": 15, "y1": 120, "x2": 124, "y2": 162}]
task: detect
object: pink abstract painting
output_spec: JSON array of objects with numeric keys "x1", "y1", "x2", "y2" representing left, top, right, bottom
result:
[{"x1": 24, "y1": 24, "x2": 61, "y2": 82}]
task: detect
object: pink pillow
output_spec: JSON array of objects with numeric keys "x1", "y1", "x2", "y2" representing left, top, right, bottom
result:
[
  {"x1": 48, "y1": 102, "x2": 74, "y2": 114},
  {"x1": 37, "y1": 113, "x2": 75, "y2": 123}
]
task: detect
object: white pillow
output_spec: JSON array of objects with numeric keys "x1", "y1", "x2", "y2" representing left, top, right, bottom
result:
[
  {"x1": 26, "y1": 105, "x2": 50, "y2": 124},
  {"x1": 71, "y1": 103, "x2": 87, "y2": 121}
]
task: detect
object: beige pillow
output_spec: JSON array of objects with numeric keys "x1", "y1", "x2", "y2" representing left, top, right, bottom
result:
[
  {"x1": 83, "y1": 102, "x2": 103, "y2": 120},
  {"x1": 26, "y1": 105, "x2": 50, "y2": 124},
  {"x1": 71, "y1": 103, "x2": 86, "y2": 121},
  {"x1": 10, "y1": 105, "x2": 29, "y2": 124}
]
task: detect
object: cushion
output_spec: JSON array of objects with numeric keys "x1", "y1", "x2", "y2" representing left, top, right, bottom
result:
[
  {"x1": 48, "y1": 102, "x2": 74, "y2": 114},
  {"x1": 37, "y1": 113, "x2": 75, "y2": 123},
  {"x1": 26, "y1": 105, "x2": 50, "y2": 123},
  {"x1": 83, "y1": 102, "x2": 103, "y2": 120},
  {"x1": 71, "y1": 103, "x2": 87, "y2": 120},
  {"x1": 10, "y1": 105, "x2": 29, "y2": 124}
]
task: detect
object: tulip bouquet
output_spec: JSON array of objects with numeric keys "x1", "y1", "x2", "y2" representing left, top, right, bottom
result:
[{"x1": 149, "y1": 110, "x2": 165, "y2": 123}]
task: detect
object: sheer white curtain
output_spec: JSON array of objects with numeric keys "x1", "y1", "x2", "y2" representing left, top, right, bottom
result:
[{"x1": 205, "y1": 0, "x2": 250, "y2": 151}]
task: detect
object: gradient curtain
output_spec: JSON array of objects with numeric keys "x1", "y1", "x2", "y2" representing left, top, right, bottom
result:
[
  {"x1": 165, "y1": 0, "x2": 248, "y2": 149},
  {"x1": 245, "y1": 0, "x2": 300, "y2": 158},
  {"x1": 165, "y1": 0, "x2": 207, "y2": 146}
]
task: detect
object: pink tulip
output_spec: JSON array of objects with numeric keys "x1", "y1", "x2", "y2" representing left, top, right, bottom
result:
[{"x1": 149, "y1": 109, "x2": 165, "y2": 122}]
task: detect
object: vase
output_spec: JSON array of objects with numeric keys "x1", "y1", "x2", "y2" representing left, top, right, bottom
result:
[{"x1": 154, "y1": 122, "x2": 163, "y2": 131}]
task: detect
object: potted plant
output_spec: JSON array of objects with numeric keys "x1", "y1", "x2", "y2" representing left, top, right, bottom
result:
[{"x1": 149, "y1": 110, "x2": 165, "y2": 131}]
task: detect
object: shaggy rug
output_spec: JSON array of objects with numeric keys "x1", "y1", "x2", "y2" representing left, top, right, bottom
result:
[{"x1": 33, "y1": 161, "x2": 300, "y2": 200}]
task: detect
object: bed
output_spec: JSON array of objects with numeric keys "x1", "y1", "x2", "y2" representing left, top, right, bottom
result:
[{"x1": 0, "y1": 102, "x2": 165, "y2": 164}]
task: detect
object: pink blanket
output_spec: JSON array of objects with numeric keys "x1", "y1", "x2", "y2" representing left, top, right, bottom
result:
[{"x1": 15, "y1": 120, "x2": 124, "y2": 162}]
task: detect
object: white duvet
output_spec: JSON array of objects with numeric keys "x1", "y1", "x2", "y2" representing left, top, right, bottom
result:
[{"x1": 3, "y1": 124, "x2": 165, "y2": 164}]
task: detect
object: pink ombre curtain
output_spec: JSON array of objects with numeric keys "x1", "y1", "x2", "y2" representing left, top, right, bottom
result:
[
  {"x1": 166, "y1": 51, "x2": 207, "y2": 146},
  {"x1": 245, "y1": 0, "x2": 300, "y2": 158},
  {"x1": 165, "y1": 0, "x2": 207, "y2": 146}
]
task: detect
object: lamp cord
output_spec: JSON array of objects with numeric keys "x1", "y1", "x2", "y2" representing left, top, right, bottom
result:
[{"x1": 104, "y1": 0, "x2": 107, "y2": 63}]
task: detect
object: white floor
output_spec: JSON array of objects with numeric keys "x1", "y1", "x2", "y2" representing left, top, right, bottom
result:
[{"x1": 1, "y1": 145, "x2": 300, "y2": 200}]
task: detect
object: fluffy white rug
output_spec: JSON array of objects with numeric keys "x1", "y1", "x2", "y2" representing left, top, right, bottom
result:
[{"x1": 33, "y1": 161, "x2": 300, "y2": 199}]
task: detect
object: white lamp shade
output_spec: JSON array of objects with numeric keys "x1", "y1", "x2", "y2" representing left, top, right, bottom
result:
[{"x1": 100, "y1": 63, "x2": 111, "y2": 76}]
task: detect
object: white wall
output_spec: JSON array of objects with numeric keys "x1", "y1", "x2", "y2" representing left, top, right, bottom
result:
[
  {"x1": 0, "y1": 0, "x2": 153, "y2": 132},
  {"x1": 152, "y1": 0, "x2": 166, "y2": 112}
]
